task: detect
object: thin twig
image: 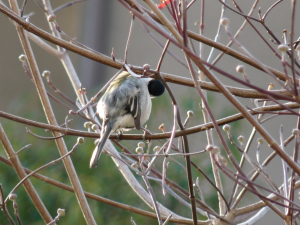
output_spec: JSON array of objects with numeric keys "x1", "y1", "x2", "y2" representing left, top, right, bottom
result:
[
  {"x1": 0, "y1": 155, "x2": 199, "y2": 224},
  {"x1": 20, "y1": 0, "x2": 28, "y2": 17},
  {"x1": 156, "y1": 39, "x2": 170, "y2": 72},
  {"x1": 26, "y1": 127, "x2": 66, "y2": 140},
  {"x1": 0, "y1": 123, "x2": 54, "y2": 224},
  {"x1": 53, "y1": 0, "x2": 87, "y2": 13},
  {"x1": 0, "y1": 2, "x2": 294, "y2": 84},
  {"x1": 5, "y1": 138, "x2": 82, "y2": 203},
  {"x1": 0, "y1": 102, "x2": 299, "y2": 140},
  {"x1": 124, "y1": 15, "x2": 134, "y2": 64},
  {"x1": 0, "y1": 184, "x2": 15, "y2": 225}
]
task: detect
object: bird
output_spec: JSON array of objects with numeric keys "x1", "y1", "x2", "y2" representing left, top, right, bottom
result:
[{"x1": 90, "y1": 71, "x2": 165, "y2": 168}]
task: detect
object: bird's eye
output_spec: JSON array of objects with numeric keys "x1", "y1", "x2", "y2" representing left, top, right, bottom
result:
[{"x1": 148, "y1": 80, "x2": 165, "y2": 97}]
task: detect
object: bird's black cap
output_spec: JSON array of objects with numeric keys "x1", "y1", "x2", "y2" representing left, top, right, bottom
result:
[{"x1": 148, "y1": 80, "x2": 165, "y2": 97}]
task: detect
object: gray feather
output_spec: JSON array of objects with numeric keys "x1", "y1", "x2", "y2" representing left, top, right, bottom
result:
[
  {"x1": 129, "y1": 96, "x2": 141, "y2": 129},
  {"x1": 91, "y1": 72, "x2": 153, "y2": 169},
  {"x1": 89, "y1": 121, "x2": 113, "y2": 168}
]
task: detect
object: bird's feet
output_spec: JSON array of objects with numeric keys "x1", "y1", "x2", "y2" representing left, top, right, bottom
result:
[
  {"x1": 116, "y1": 130, "x2": 123, "y2": 142},
  {"x1": 141, "y1": 126, "x2": 151, "y2": 142}
]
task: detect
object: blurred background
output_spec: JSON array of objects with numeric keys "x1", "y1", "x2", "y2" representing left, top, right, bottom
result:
[{"x1": 0, "y1": 0, "x2": 299, "y2": 224}]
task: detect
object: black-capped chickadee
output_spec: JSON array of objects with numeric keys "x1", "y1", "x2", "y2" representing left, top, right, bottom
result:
[{"x1": 90, "y1": 71, "x2": 165, "y2": 168}]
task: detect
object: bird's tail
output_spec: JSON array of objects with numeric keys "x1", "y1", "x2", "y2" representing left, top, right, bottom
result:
[{"x1": 89, "y1": 122, "x2": 113, "y2": 168}]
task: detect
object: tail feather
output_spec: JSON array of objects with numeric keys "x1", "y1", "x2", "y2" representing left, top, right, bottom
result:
[{"x1": 89, "y1": 122, "x2": 113, "y2": 168}]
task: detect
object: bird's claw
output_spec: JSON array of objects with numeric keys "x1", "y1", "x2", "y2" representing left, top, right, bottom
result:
[
  {"x1": 142, "y1": 133, "x2": 146, "y2": 142},
  {"x1": 141, "y1": 126, "x2": 151, "y2": 143},
  {"x1": 117, "y1": 130, "x2": 123, "y2": 142}
]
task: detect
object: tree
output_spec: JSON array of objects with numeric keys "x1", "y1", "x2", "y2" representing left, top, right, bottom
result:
[{"x1": 0, "y1": 0, "x2": 300, "y2": 224}]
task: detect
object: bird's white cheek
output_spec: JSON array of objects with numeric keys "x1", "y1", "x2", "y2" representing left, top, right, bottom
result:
[{"x1": 140, "y1": 95, "x2": 152, "y2": 125}]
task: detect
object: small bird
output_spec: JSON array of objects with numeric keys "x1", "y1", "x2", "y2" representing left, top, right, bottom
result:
[{"x1": 90, "y1": 71, "x2": 165, "y2": 168}]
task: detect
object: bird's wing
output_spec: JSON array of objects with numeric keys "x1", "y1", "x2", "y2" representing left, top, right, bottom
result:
[
  {"x1": 99, "y1": 76, "x2": 143, "y2": 130},
  {"x1": 129, "y1": 94, "x2": 141, "y2": 130}
]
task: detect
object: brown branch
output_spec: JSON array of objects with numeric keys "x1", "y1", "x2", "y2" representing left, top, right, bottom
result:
[
  {"x1": 122, "y1": 0, "x2": 292, "y2": 83},
  {"x1": 0, "y1": 3, "x2": 292, "y2": 85},
  {"x1": 7, "y1": 0, "x2": 96, "y2": 223},
  {"x1": 0, "y1": 3, "x2": 295, "y2": 104},
  {"x1": 0, "y1": 123, "x2": 54, "y2": 224},
  {"x1": 233, "y1": 134, "x2": 296, "y2": 210},
  {"x1": 0, "y1": 185, "x2": 15, "y2": 225},
  {"x1": 0, "y1": 156, "x2": 207, "y2": 225},
  {"x1": 236, "y1": 180, "x2": 300, "y2": 217},
  {"x1": 4, "y1": 138, "x2": 82, "y2": 204},
  {"x1": 161, "y1": 73, "x2": 293, "y2": 99},
  {"x1": 0, "y1": 102, "x2": 299, "y2": 140},
  {"x1": 53, "y1": 0, "x2": 87, "y2": 13}
]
